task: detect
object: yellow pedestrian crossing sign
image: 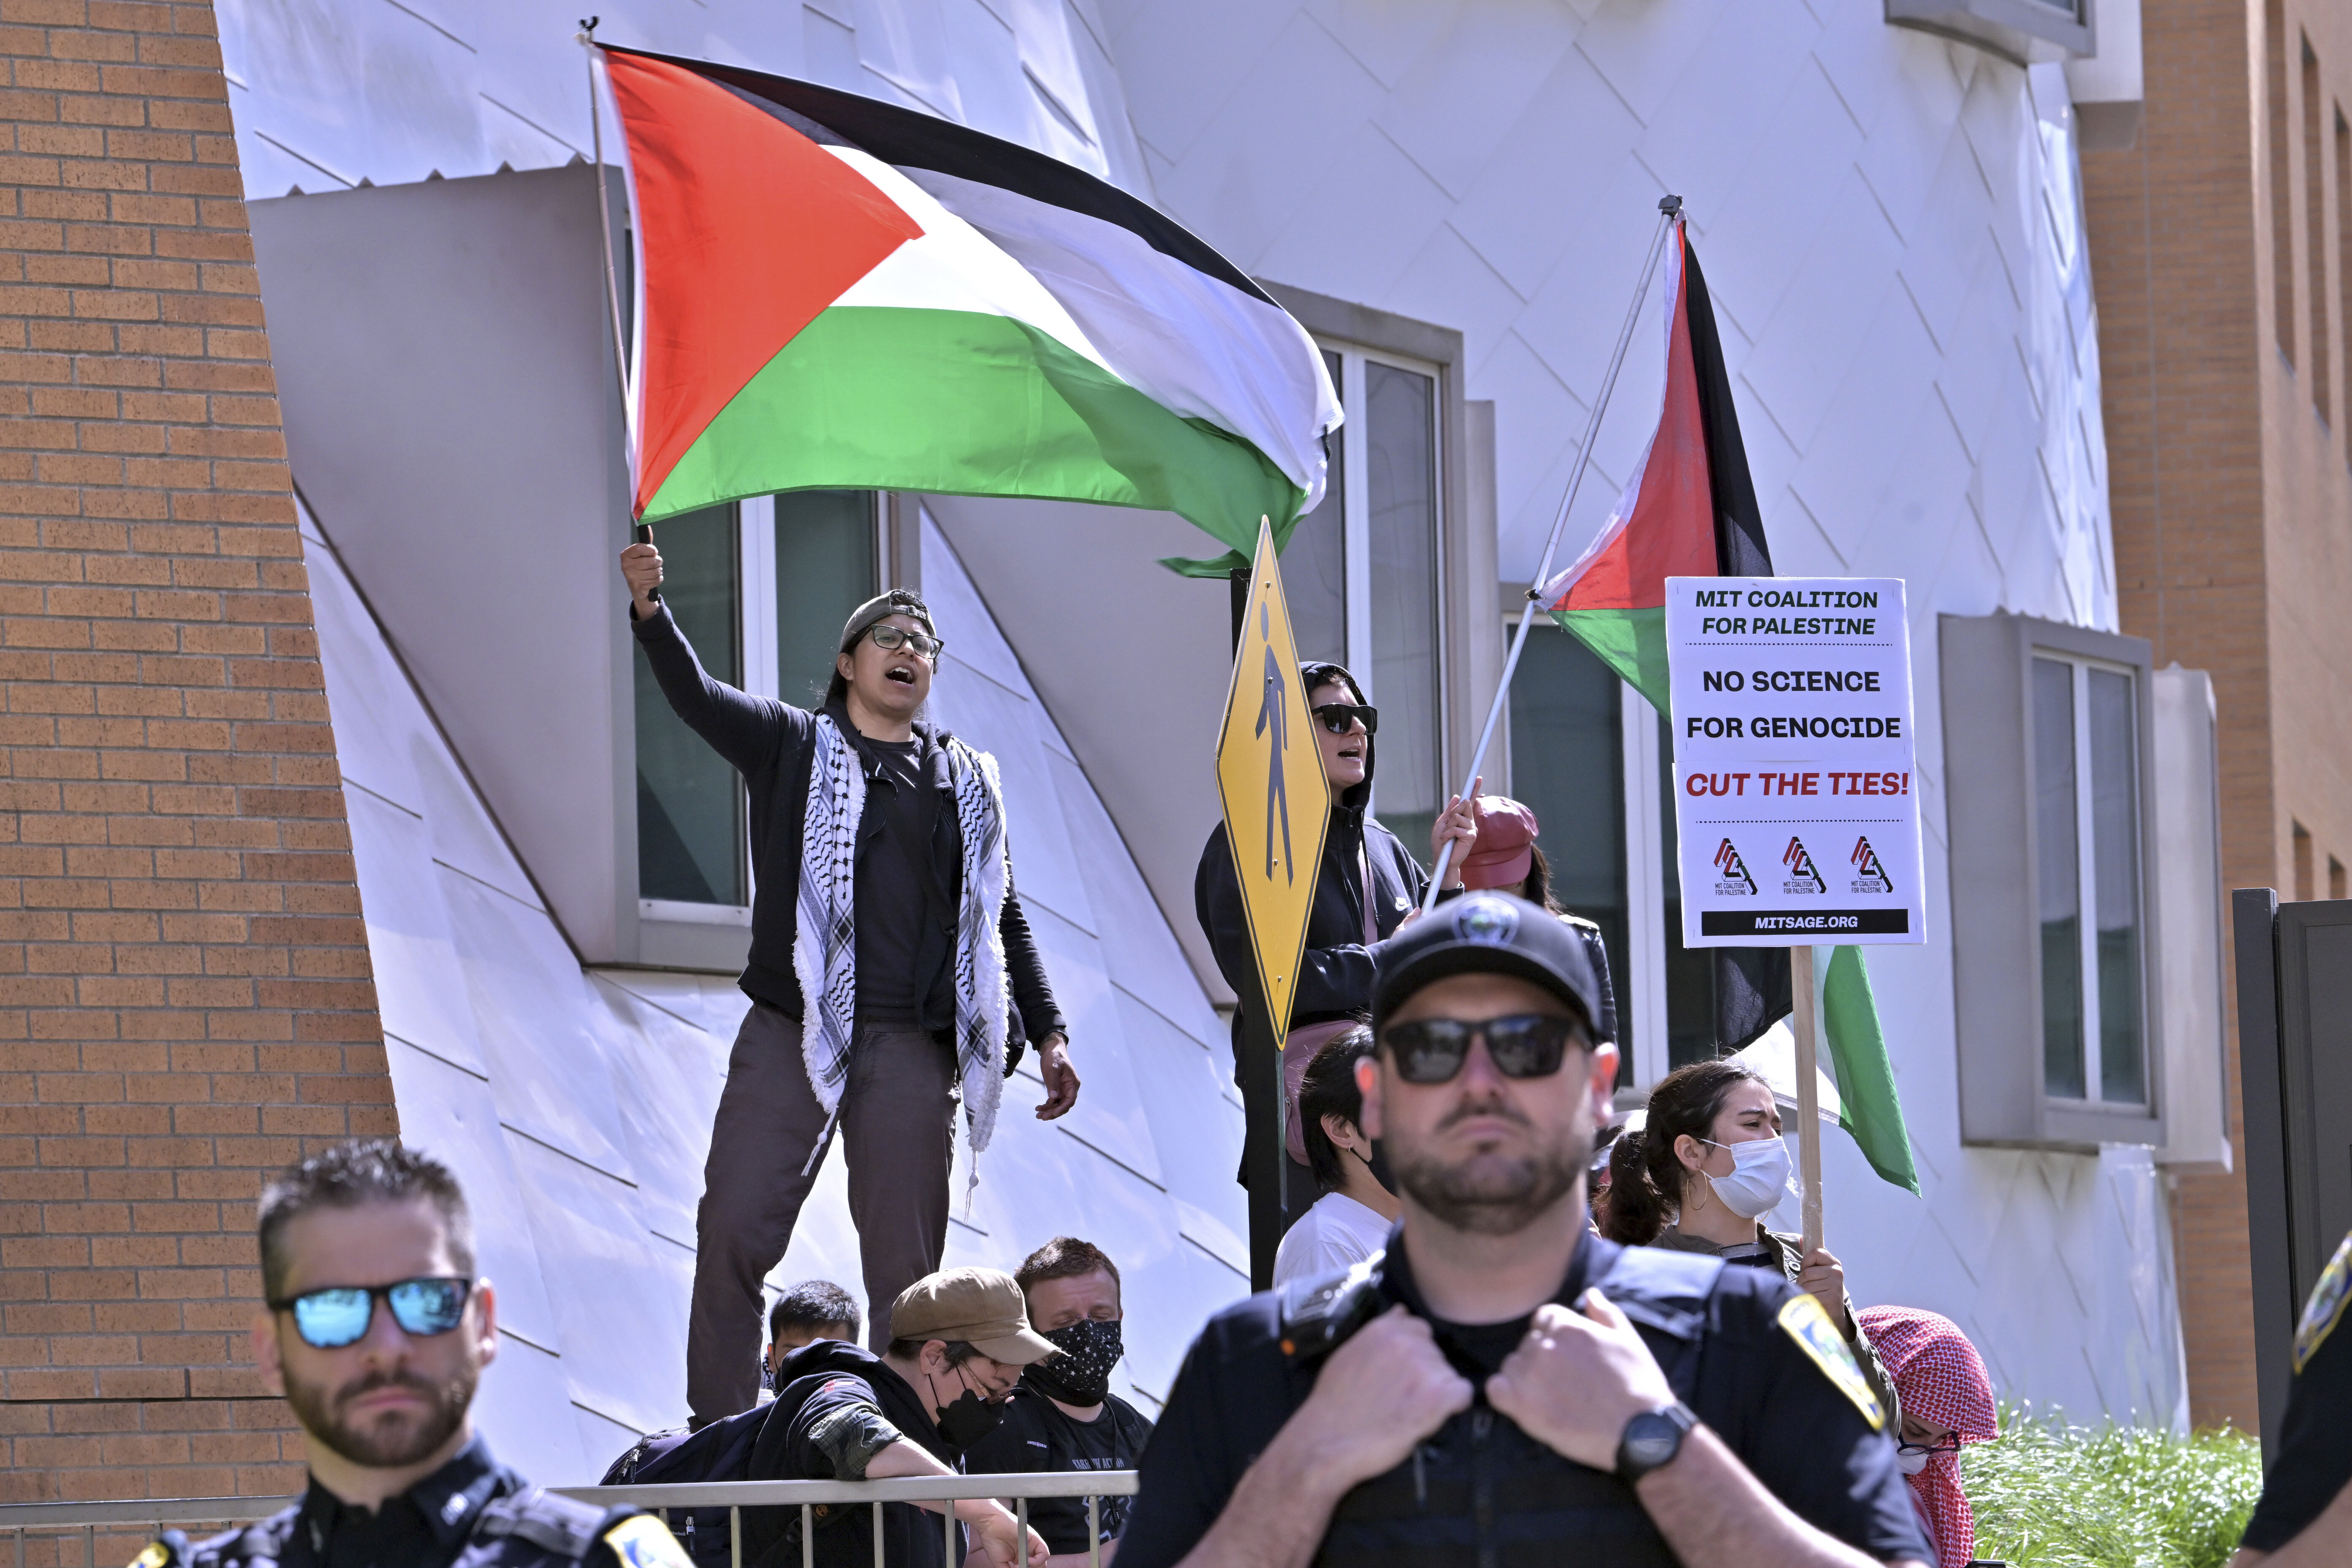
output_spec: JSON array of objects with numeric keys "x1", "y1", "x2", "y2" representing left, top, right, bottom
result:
[{"x1": 1215, "y1": 518, "x2": 1330, "y2": 1042}]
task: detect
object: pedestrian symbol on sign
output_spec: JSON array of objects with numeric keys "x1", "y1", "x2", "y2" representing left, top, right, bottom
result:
[{"x1": 1252, "y1": 602, "x2": 1292, "y2": 883}]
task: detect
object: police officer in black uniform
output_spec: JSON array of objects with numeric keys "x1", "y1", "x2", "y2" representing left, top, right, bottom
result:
[
  {"x1": 133, "y1": 1141, "x2": 690, "y2": 1568},
  {"x1": 2232, "y1": 1226, "x2": 2352, "y2": 1565},
  {"x1": 1118, "y1": 893, "x2": 1932, "y2": 1568}
]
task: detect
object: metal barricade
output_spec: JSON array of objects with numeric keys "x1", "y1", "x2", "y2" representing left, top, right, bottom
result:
[
  {"x1": 0, "y1": 1473, "x2": 1140, "y2": 1568},
  {"x1": 562, "y1": 1473, "x2": 1141, "y2": 1568}
]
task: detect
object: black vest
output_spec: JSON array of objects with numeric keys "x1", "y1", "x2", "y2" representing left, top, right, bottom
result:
[
  {"x1": 142, "y1": 1487, "x2": 655, "y2": 1568},
  {"x1": 1279, "y1": 1246, "x2": 1726, "y2": 1568}
]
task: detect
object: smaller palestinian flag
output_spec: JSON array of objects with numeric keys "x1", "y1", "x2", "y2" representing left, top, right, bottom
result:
[
  {"x1": 595, "y1": 46, "x2": 1339, "y2": 572},
  {"x1": 1535, "y1": 215, "x2": 1770, "y2": 713}
]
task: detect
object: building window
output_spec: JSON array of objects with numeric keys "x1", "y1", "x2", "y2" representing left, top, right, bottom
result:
[
  {"x1": 2305, "y1": 37, "x2": 2329, "y2": 419},
  {"x1": 636, "y1": 491, "x2": 880, "y2": 915},
  {"x1": 2271, "y1": 0, "x2": 2295, "y2": 361},
  {"x1": 2032, "y1": 655, "x2": 2147, "y2": 1104},
  {"x1": 1943, "y1": 611, "x2": 2164, "y2": 1149},
  {"x1": 1287, "y1": 342, "x2": 1445, "y2": 853}
]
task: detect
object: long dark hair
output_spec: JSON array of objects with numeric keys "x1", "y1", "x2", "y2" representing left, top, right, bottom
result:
[
  {"x1": 1599, "y1": 1059, "x2": 1770, "y2": 1245},
  {"x1": 1515, "y1": 842, "x2": 1564, "y2": 913}
]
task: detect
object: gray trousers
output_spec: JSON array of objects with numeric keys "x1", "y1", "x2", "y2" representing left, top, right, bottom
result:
[{"x1": 686, "y1": 1003, "x2": 957, "y2": 1423}]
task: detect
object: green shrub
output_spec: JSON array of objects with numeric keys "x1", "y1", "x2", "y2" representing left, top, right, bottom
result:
[{"x1": 1959, "y1": 1403, "x2": 2262, "y2": 1568}]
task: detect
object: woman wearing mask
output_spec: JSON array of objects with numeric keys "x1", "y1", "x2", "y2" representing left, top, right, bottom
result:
[
  {"x1": 1855, "y1": 1306, "x2": 1998, "y2": 1568},
  {"x1": 1194, "y1": 661, "x2": 1475, "y2": 1224},
  {"x1": 1601, "y1": 1058, "x2": 1900, "y2": 1425}
]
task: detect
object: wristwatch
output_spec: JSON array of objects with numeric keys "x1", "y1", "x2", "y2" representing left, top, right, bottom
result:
[{"x1": 1615, "y1": 1401, "x2": 1697, "y2": 1481}]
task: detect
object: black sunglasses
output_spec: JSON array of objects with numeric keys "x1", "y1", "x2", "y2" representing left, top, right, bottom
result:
[
  {"x1": 1380, "y1": 1014, "x2": 1582, "y2": 1084},
  {"x1": 1313, "y1": 703, "x2": 1378, "y2": 736},
  {"x1": 268, "y1": 1277, "x2": 475, "y2": 1349}
]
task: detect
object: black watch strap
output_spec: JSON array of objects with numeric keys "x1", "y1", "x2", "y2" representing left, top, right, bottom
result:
[{"x1": 1615, "y1": 1400, "x2": 1697, "y2": 1481}]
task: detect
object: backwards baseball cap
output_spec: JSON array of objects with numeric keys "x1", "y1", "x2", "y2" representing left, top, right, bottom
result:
[
  {"x1": 839, "y1": 588, "x2": 938, "y2": 655},
  {"x1": 888, "y1": 1267, "x2": 1056, "y2": 1364},
  {"x1": 1372, "y1": 891, "x2": 1601, "y2": 1039}
]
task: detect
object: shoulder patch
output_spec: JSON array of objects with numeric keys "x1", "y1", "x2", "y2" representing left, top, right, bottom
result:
[
  {"x1": 602, "y1": 1514, "x2": 694, "y2": 1568},
  {"x1": 1778, "y1": 1291, "x2": 1885, "y2": 1432},
  {"x1": 2293, "y1": 1230, "x2": 2352, "y2": 1375},
  {"x1": 130, "y1": 1546, "x2": 171, "y2": 1568}
]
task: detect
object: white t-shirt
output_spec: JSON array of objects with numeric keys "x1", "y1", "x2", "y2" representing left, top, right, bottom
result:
[{"x1": 1272, "y1": 1192, "x2": 1393, "y2": 1286}]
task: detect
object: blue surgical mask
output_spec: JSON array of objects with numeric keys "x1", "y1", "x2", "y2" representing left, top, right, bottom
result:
[{"x1": 1703, "y1": 1136, "x2": 1793, "y2": 1220}]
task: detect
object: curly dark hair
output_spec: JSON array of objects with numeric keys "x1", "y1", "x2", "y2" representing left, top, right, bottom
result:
[{"x1": 1598, "y1": 1059, "x2": 1771, "y2": 1246}]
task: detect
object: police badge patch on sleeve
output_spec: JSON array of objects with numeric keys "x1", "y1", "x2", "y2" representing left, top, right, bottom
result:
[
  {"x1": 1778, "y1": 1292, "x2": 1885, "y2": 1432},
  {"x1": 602, "y1": 1514, "x2": 694, "y2": 1568},
  {"x1": 2292, "y1": 1230, "x2": 2352, "y2": 1375},
  {"x1": 130, "y1": 1545, "x2": 172, "y2": 1568}
]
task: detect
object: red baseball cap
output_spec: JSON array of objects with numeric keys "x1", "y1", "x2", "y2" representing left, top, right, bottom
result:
[{"x1": 1459, "y1": 796, "x2": 1539, "y2": 891}]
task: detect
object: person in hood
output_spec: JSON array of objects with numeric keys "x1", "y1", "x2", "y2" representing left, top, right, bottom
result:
[
  {"x1": 621, "y1": 542, "x2": 1078, "y2": 1426},
  {"x1": 1271, "y1": 1026, "x2": 1398, "y2": 1286},
  {"x1": 961, "y1": 1238, "x2": 1154, "y2": 1565},
  {"x1": 1194, "y1": 660, "x2": 1476, "y2": 1225},
  {"x1": 1854, "y1": 1307, "x2": 1997, "y2": 1568},
  {"x1": 750, "y1": 1268, "x2": 1056, "y2": 1568}
]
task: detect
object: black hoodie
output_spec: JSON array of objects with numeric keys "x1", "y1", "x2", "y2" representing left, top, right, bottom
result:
[
  {"x1": 744, "y1": 1339, "x2": 965, "y2": 1568},
  {"x1": 1193, "y1": 665, "x2": 1437, "y2": 1072}
]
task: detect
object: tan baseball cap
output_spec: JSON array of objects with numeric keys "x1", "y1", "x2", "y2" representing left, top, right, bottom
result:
[{"x1": 888, "y1": 1267, "x2": 1056, "y2": 1364}]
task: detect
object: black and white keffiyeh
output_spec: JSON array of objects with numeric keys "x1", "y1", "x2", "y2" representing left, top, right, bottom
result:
[{"x1": 791, "y1": 713, "x2": 1011, "y2": 1176}]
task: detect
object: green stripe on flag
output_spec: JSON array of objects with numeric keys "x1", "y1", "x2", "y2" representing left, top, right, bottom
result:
[
  {"x1": 645, "y1": 305, "x2": 1305, "y2": 556},
  {"x1": 1554, "y1": 605, "x2": 1671, "y2": 716},
  {"x1": 1821, "y1": 945, "x2": 1920, "y2": 1195}
]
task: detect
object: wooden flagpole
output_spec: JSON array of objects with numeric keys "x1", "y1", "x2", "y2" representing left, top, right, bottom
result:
[{"x1": 1791, "y1": 943, "x2": 1823, "y2": 1257}]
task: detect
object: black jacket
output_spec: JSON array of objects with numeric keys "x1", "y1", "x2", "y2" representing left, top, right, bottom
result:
[
  {"x1": 632, "y1": 603, "x2": 1063, "y2": 1044},
  {"x1": 1194, "y1": 743, "x2": 1431, "y2": 1065}
]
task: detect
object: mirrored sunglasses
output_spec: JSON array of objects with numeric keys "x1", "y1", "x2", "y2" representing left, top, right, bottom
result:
[
  {"x1": 1380, "y1": 1014, "x2": 1581, "y2": 1085},
  {"x1": 270, "y1": 1277, "x2": 474, "y2": 1349},
  {"x1": 1312, "y1": 702, "x2": 1377, "y2": 736},
  {"x1": 868, "y1": 624, "x2": 944, "y2": 660}
]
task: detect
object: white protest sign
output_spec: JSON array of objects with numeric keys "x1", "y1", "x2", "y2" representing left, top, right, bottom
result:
[{"x1": 1666, "y1": 576, "x2": 1924, "y2": 947}]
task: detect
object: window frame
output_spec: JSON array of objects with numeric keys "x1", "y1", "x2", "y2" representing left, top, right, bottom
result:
[{"x1": 1942, "y1": 611, "x2": 2167, "y2": 1151}]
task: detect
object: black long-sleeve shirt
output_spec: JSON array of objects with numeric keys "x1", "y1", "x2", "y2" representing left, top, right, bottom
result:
[{"x1": 631, "y1": 603, "x2": 1064, "y2": 1045}]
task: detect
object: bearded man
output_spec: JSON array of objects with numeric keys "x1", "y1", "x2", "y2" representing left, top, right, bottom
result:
[
  {"x1": 133, "y1": 1140, "x2": 690, "y2": 1568},
  {"x1": 1118, "y1": 893, "x2": 1934, "y2": 1568}
]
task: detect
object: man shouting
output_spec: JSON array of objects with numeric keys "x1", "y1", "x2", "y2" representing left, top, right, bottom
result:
[{"x1": 622, "y1": 540, "x2": 1078, "y2": 1425}]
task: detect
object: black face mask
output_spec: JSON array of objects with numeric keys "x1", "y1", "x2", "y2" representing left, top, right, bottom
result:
[
  {"x1": 1360, "y1": 1141, "x2": 1398, "y2": 1198},
  {"x1": 928, "y1": 1366, "x2": 1006, "y2": 1450},
  {"x1": 1023, "y1": 1319, "x2": 1123, "y2": 1407}
]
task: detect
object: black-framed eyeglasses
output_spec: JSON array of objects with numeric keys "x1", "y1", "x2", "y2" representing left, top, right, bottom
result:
[
  {"x1": 867, "y1": 624, "x2": 944, "y2": 660},
  {"x1": 268, "y1": 1277, "x2": 475, "y2": 1349},
  {"x1": 1896, "y1": 1438, "x2": 1963, "y2": 1458},
  {"x1": 1380, "y1": 1014, "x2": 1581, "y2": 1084},
  {"x1": 1312, "y1": 703, "x2": 1377, "y2": 736}
]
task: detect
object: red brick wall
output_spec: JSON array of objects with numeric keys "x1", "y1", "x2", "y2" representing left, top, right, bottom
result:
[
  {"x1": 2085, "y1": 0, "x2": 2352, "y2": 1435},
  {"x1": 0, "y1": 0, "x2": 386, "y2": 1506}
]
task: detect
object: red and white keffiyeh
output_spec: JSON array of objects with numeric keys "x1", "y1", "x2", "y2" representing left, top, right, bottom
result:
[{"x1": 1858, "y1": 1306, "x2": 1998, "y2": 1568}]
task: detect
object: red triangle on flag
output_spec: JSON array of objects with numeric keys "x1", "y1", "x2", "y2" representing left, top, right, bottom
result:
[
  {"x1": 1549, "y1": 233, "x2": 1717, "y2": 613},
  {"x1": 606, "y1": 49, "x2": 924, "y2": 516}
]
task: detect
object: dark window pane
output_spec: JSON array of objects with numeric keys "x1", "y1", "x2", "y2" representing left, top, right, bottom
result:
[
  {"x1": 636, "y1": 503, "x2": 746, "y2": 906},
  {"x1": 1288, "y1": 349, "x2": 1348, "y2": 667},
  {"x1": 2089, "y1": 668, "x2": 2145, "y2": 1103},
  {"x1": 2033, "y1": 658, "x2": 2085, "y2": 1098},
  {"x1": 1508, "y1": 623, "x2": 1628, "y2": 1081},
  {"x1": 1366, "y1": 361, "x2": 1439, "y2": 854},
  {"x1": 1661, "y1": 712, "x2": 1716, "y2": 1069},
  {"x1": 775, "y1": 490, "x2": 877, "y2": 708}
]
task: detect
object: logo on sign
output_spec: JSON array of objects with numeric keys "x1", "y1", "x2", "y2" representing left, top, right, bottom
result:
[
  {"x1": 1781, "y1": 837, "x2": 1825, "y2": 895},
  {"x1": 1850, "y1": 836, "x2": 1893, "y2": 894},
  {"x1": 1712, "y1": 838, "x2": 1758, "y2": 897}
]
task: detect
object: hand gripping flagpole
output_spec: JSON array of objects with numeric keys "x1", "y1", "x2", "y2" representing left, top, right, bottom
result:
[{"x1": 1422, "y1": 196, "x2": 1683, "y2": 911}]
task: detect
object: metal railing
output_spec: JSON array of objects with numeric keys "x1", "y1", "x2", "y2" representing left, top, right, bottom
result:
[
  {"x1": 564, "y1": 1473, "x2": 1141, "y2": 1568},
  {"x1": 0, "y1": 1473, "x2": 1140, "y2": 1568}
]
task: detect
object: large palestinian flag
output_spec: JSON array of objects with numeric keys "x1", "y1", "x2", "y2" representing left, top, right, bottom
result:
[
  {"x1": 1535, "y1": 215, "x2": 1771, "y2": 712},
  {"x1": 595, "y1": 46, "x2": 1339, "y2": 571}
]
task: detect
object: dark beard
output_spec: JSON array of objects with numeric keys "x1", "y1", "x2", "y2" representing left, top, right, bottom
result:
[
  {"x1": 1389, "y1": 1097, "x2": 1591, "y2": 1236},
  {"x1": 282, "y1": 1364, "x2": 475, "y2": 1469}
]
